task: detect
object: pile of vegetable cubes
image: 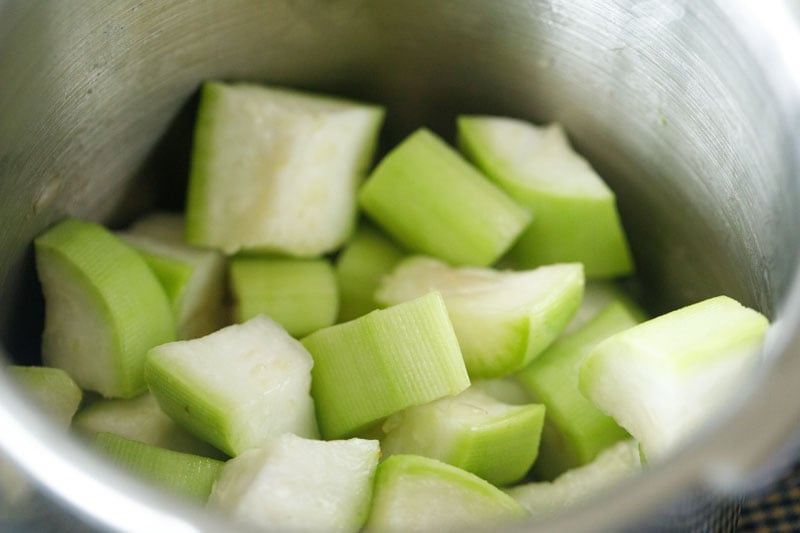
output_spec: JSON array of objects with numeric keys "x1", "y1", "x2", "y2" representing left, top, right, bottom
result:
[{"x1": 14, "y1": 82, "x2": 769, "y2": 531}]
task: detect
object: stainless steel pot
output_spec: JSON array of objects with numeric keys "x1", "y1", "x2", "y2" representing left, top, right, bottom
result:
[{"x1": 1, "y1": 1, "x2": 799, "y2": 531}]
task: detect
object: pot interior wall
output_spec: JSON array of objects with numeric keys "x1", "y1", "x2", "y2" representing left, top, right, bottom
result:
[{"x1": 0, "y1": 1, "x2": 797, "y2": 359}]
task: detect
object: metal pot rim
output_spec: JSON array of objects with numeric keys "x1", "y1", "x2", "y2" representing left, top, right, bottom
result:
[{"x1": 0, "y1": 0, "x2": 799, "y2": 531}]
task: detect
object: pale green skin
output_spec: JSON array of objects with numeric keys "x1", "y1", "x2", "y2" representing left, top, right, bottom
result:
[
  {"x1": 376, "y1": 256, "x2": 584, "y2": 378},
  {"x1": 301, "y1": 291, "x2": 470, "y2": 440},
  {"x1": 7, "y1": 366, "x2": 82, "y2": 429},
  {"x1": 186, "y1": 81, "x2": 385, "y2": 256},
  {"x1": 365, "y1": 454, "x2": 528, "y2": 531},
  {"x1": 35, "y1": 219, "x2": 176, "y2": 398},
  {"x1": 145, "y1": 315, "x2": 319, "y2": 457},
  {"x1": 457, "y1": 115, "x2": 634, "y2": 278},
  {"x1": 516, "y1": 301, "x2": 644, "y2": 480},
  {"x1": 94, "y1": 432, "x2": 223, "y2": 501},
  {"x1": 73, "y1": 393, "x2": 224, "y2": 459},
  {"x1": 506, "y1": 439, "x2": 641, "y2": 517},
  {"x1": 134, "y1": 250, "x2": 193, "y2": 313},
  {"x1": 358, "y1": 128, "x2": 532, "y2": 267},
  {"x1": 229, "y1": 255, "x2": 338, "y2": 338},
  {"x1": 121, "y1": 220, "x2": 227, "y2": 341},
  {"x1": 563, "y1": 280, "x2": 645, "y2": 335},
  {"x1": 580, "y1": 295, "x2": 769, "y2": 460},
  {"x1": 380, "y1": 387, "x2": 546, "y2": 486},
  {"x1": 335, "y1": 223, "x2": 405, "y2": 323},
  {"x1": 208, "y1": 434, "x2": 380, "y2": 532}
]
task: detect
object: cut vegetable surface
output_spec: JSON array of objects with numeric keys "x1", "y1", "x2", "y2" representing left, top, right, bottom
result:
[
  {"x1": 302, "y1": 291, "x2": 470, "y2": 439},
  {"x1": 377, "y1": 256, "x2": 583, "y2": 378},
  {"x1": 35, "y1": 219, "x2": 175, "y2": 398},
  {"x1": 94, "y1": 432, "x2": 224, "y2": 501},
  {"x1": 7, "y1": 366, "x2": 82, "y2": 429},
  {"x1": 127, "y1": 211, "x2": 187, "y2": 243},
  {"x1": 506, "y1": 439, "x2": 641, "y2": 516},
  {"x1": 358, "y1": 128, "x2": 532, "y2": 267},
  {"x1": 471, "y1": 377, "x2": 535, "y2": 406},
  {"x1": 335, "y1": 223, "x2": 405, "y2": 322},
  {"x1": 563, "y1": 280, "x2": 646, "y2": 335},
  {"x1": 145, "y1": 315, "x2": 318, "y2": 456},
  {"x1": 381, "y1": 386, "x2": 546, "y2": 486},
  {"x1": 517, "y1": 301, "x2": 641, "y2": 480},
  {"x1": 185, "y1": 81, "x2": 385, "y2": 256},
  {"x1": 229, "y1": 255, "x2": 338, "y2": 337},
  {"x1": 121, "y1": 212, "x2": 226, "y2": 340},
  {"x1": 365, "y1": 454, "x2": 528, "y2": 531},
  {"x1": 580, "y1": 295, "x2": 769, "y2": 460},
  {"x1": 208, "y1": 433, "x2": 379, "y2": 532},
  {"x1": 457, "y1": 116, "x2": 633, "y2": 278},
  {"x1": 73, "y1": 393, "x2": 223, "y2": 458}
]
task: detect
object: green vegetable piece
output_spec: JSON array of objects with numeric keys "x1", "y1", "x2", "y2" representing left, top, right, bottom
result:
[
  {"x1": 470, "y1": 377, "x2": 535, "y2": 406},
  {"x1": 563, "y1": 280, "x2": 646, "y2": 335},
  {"x1": 580, "y1": 295, "x2": 769, "y2": 460},
  {"x1": 145, "y1": 315, "x2": 318, "y2": 457},
  {"x1": 35, "y1": 219, "x2": 176, "y2": 398},
  {"x1": 229, "y1": 255, "x2": 338, "y2": 338},
  {"x1": 516, "y1": 301, "x2": 642, "y2": 480},
  {"x1": 376, "y1": 256, "x2": 584, "y2": 378},
  {"x1": 358, "y1": 128, "x2": 532, "y2": 267},
  {"x1": 121, "y1": 212, "x2": 227, "y2": 340},
  {"x1": 94, "y1": 432, "x2": 223, "y2": 501},
  {"x1": 457, "y1": 116, "x2": 633, "y2": 278},
  {"x1": 208, "y1": 434, "x2": 380, "y2": 532},
  {"x1": 6, "y1": 366, "x2": 82, "y2": 429},
  {"x1": 1, "y1": 366, "x2": 82, "y2": 510},
  {"x1": 125, "y1": 211, "x2": 186, "y2": 242},
  {"x1": 506, "y1": 439, "x2": 641, "y2": 516},
  {"x1": 73, "y1": 393, "x2": 223, "y2": 459},
  {"x1": 381, "y1": 386, "x2": 546, "y2": 486},
  {"x1": 186, "y1": 81, "x2": 385, "y2": 256},
  {"x1": 365, "y1": 455, "x2": 529, "y2": 531},
  {"x1": 302, "y1": 291, "x2": 470, "y2": 440},
  {"x1": 335, "y1": 223, "x2": 405, "y2": 322}
]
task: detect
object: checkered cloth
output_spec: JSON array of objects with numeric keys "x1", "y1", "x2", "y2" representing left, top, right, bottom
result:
[
  {"x1": 738, "y1": 462, "x2": 800, "y2": 532},
  {"x1": 625, "y1": 461, "x2": 800, "y2": 532}
]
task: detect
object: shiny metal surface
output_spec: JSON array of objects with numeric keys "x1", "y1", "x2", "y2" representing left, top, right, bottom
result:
[{"x1": 0, "y1": 0, "x2": 798, "y2": 530}]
